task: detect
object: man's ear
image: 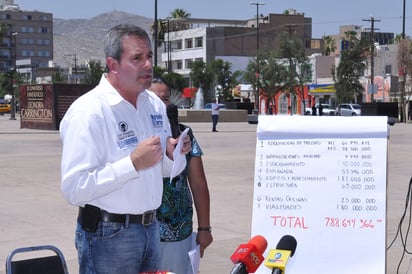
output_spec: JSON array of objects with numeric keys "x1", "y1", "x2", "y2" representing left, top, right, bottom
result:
[{"x1": 106, "y1": 57, "x2": 118, "y2": 73}]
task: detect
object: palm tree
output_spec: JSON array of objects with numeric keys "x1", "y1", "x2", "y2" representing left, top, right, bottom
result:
[
  {"x1": 323, "y1": 35, "x2": 336, "y2": 56},
  {"x1": 169, "y1": 8, "x2": 191, "y2": 31},
  {"x1": 151, "y1": 8, "x2": 191, "y2": 53}
]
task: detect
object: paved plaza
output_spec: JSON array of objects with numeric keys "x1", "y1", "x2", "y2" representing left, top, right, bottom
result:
[{"x1": 0, "y1": 113, "x2": 411, "y2": 274}]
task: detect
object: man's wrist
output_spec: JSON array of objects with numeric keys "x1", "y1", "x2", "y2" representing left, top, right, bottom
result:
[{"x1": 197, "y1": 226, "x2": 212, "y2": 232}]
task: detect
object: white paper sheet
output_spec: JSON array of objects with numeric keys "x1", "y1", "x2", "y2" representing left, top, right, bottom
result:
[
  {"x1": 170, "y1": 127, "x2": 190, "y2": 179},
  {"x1": 188, "y1": 232, "x2": 200, "y2": 274}
]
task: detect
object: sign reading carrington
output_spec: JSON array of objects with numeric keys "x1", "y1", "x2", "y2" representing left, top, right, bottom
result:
[{"x1": 20, "y1": 84, "x2": 54, "y2": 129}]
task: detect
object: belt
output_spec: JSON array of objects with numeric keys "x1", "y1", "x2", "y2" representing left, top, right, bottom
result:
[{"x1": 78, "y1": 206, "x2": 156, "y2": 226}]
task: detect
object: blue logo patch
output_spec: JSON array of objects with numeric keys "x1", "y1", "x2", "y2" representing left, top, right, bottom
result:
[{"x1": 151, "y1": 114, "x2": 163, "y2": 128}]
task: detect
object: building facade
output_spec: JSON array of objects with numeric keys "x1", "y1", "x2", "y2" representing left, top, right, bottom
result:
[
  {"x1": 161, "y1": 11, "x2": 323, "y2": 87},
  {"x1": 0, "y1": 1, "x2": 53, "y2": 80}
]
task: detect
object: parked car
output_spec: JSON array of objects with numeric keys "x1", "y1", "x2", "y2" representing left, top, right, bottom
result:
[
  {"x1": 0, "y1": 103, "x2": 11, "y2": 114},
  {"x1": 336, "y1": 103, "x2": 362, "y2": 116},
  {"x1": 305, "y1": 104, "x2": 336, "y2": 116}
]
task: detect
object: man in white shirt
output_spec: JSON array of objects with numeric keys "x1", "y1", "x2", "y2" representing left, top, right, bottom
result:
[
  {"x1": 211, "y1": 98, "x2": 220, "y2": 132},
  {"x1": 60, "y1": 24, "x2": 190, "y2": 274}
]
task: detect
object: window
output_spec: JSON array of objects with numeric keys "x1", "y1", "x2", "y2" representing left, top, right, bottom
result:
[
  {"x1": 185, "y1": 59, "x2": 193, "y2": 69},
  {"x1": 37, "y1": 50, "x2": 50, "y2": 57},
  {"x1": 175, "y1": 60, "x2": 183, "y2": 70},
  {"x1": 22, "y1": 50, "x2": 35, "y2": 57},
  {"x1": 21, "y1": 26, "x2": 34, "y2": 33},
  {"x1": 22, "y1": 38, "x2": 35, "y2": 45},
  {"x1": 37, "y1": 39, "x2": 50, "y2": 45},
  {"x1": 195, "y1": 57, "x2": 203, "y2": 62},
  {"x1": 39, "y1": 27, "x2": 49, "y2": 33},
  {"x1": 385, "y1": 65, "x2": 392, "y2": 75},
  {"x1": 310, "y1": 39, "x2": 321, "y2": 49},
  {"x1": 173, "y1": 40, "x2": 182, "y2": 50},
  {"x1": 195, "y1": 37, "x2": 203, "y2": 47},
  {"x1": 185, "y1": 38, "x2": 193, "y2": 49},
  {"x1": 24, "y1": 15, "x2": 32, "y2": 20}
]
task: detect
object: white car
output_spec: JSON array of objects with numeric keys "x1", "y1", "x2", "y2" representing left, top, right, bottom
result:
[
  {"x1": 336, "y1": 104, "x2": 362, "y2": 116},
  {"x1": 305, "y1": 104, "x2": 336, "y2": 116}
]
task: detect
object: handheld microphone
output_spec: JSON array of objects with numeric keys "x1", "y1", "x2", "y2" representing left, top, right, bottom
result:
[
  {"x1": 230, "y1": 235, "x2": 268, "y2": 274},
  {"x1": 264, "y1": 235, "x2": 297, "y2": 274},
  {"x1": 166, "y1": 103, "x2": 180, "y2": 138}
]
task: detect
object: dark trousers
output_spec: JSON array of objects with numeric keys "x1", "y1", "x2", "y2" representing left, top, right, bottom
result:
[{"x1": 212, "y1": 114, "x2": 219, "y2": 131}]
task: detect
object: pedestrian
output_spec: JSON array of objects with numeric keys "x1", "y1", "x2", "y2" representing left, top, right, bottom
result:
[
  {"x1": 211, "y1": 98, "x2": 220, "y2": 132},
  {"x1": 319, "y1": 103, "x2": 323, "y2": 116},
  {"x1": 59, "y1": 24, "x2": 191, "y2": 274},
  {"x1": 149, "y1": 76, "x2": 213, "y2": 274},
  {"x1": 312, "y1": 104, "x2": 316, "y2": 116}
]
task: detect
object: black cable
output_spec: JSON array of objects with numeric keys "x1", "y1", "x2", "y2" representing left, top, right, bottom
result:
[{"x1": 387, "y1": 176, "x2": 412, "y2": 273}]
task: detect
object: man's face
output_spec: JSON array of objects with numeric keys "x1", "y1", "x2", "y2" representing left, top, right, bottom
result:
[
  {"x1": 149, "y1": 82, "x2": 170, "y2": 105},
  {"x1": 116, "y1": 35, "x2": 153, "y2": 94}
]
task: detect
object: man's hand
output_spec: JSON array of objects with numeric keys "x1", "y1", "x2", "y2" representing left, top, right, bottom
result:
[{"x1": 130, "y1": 136, "x2": 163, "y2": 171}]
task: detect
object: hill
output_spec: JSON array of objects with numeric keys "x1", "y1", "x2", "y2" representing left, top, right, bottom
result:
[{"x1": 53, "y1": 10, "x2": 153, "y2": 68}]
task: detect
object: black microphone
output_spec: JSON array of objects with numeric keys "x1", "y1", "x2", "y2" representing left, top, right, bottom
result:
[
  {"x1": 166, "y1": 103, "x2": 180, "y2": 138},
  {"x1": 264, "y1": 235, "x2": 297, "y2": 274}
]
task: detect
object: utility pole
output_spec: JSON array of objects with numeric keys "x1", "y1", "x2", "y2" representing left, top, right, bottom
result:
[
  {"x1": 284, "y1": 24, "x2": 297, "y2": 114},
  {"x1": 400, "y1": 0, "x2": 407, "y2": 121},
  {"x1": 154, "y1": 0, "x2": 158, "y2": 67},
  {"x1": 363, "y1": 16, "x2": 380, "y2": 102},
  {"x1": 250, "y1": 2, "x2": 265, "y2": 112},
  {"x1": 9, "y1": 31, "x2": 18, "y2": 120}
]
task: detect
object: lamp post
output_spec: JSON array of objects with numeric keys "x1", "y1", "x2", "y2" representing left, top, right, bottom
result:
[
  {"x1": 9, "y1": 31, "x2": 18, "y2": 120},
  {"x1": 154, "y1": 0, "x2": 158, "y2": 67},
  {"x1": 250, "y1": 2, "x2": 265, "y2": 112}
]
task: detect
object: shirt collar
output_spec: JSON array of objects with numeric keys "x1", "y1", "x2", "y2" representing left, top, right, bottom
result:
[{"x1": 100, "y1": 73, "x2": 149, "y2": 107}]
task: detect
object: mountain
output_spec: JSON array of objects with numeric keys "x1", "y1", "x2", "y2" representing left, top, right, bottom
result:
[{"x1": 53, "y1": 10, "x2": 153, "y2": 68}]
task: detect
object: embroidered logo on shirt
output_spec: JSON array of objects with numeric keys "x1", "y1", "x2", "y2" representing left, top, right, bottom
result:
[
  {"x1": 117, "y1": 122, "x2": 137, "y2": 149},
  {"x1": 118, "y1": 121, "x2": 128, "y2": 132},
  {"x1": 151, "y1": 114, "x2": 163, "y2": 128}
]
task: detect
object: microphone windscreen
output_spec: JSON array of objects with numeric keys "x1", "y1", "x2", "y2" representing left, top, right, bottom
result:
[
  {"x1": 166, "y1": 104, "x2": 178, "y2": 120},
  {"x1": 276, "y1": 235, "x2": 297, "y2": 256},
  {"x1": 248, "y1": 235, "x2": 268, "y2": 254}
]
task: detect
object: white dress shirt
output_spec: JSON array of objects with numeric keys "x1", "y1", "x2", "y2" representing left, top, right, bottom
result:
[{"x1": 60, "y1": 74, "x2": 179, "y2": 214}]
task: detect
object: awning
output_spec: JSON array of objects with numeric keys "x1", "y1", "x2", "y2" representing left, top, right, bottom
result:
[{"x1": 182, "y1": 87, "x2": 198, "y2": 98}]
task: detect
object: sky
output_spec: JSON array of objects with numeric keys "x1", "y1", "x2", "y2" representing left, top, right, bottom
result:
[{"x1": 13, "y1": 0, "x2": 412, "y2": 38}]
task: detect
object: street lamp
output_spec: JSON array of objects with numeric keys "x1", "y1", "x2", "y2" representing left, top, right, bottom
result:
[
  {"x1": 9, "y1": 31, "x2": 18, "y2": 120},
  {"x1": 154, "y1": 0, "x2": 158, "y2": 67},
  {"x1": 250, "y1": 2, "x2": 265, "y2": 112}
]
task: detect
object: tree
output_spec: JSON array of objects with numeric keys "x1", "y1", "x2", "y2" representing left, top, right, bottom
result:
[
  {"x1": 396, "y1": 35, "x2": 412, "y2": 122},
  {"x1": 84, "y1": 60, "x2": 105, "y2": 86},
  {"x1": 209, "y1": 59, "x2": 241, "y2": 101},
  {"x1": 189, "y1": 59, "x2": 240, "y2": 103},
  {"x1": 243, "y1": 51, "x2": 289, "y2": 113},
  {"x1": 323, "y1": 35, "x2": 336, "y2": 56},
  {"x1": 278, "y1": 33, "x2": 310, "y2": 113},
  {"x1": 169, "y1": 8, "x2": 191, "y2": 31},
  {"x1": 334, "y1": 33, "x2": 369, "y2": 104},
  {"x1": 190, "y1": 60, "x2": 215, "y2": 102},
  {"x1": 151, "y1": 18, "x2": 168, "y2": 47}
]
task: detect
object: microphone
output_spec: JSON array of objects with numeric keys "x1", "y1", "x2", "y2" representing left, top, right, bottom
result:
[
  {"x1": 264, "y1": 235, "x2": 297, "y2": 274},
  {"x1": 166, "y1": 103, "x2": 180, "y2": 138},
  {"x1": 230, "y1": 235, "x2": 268, "y2": 274}
]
